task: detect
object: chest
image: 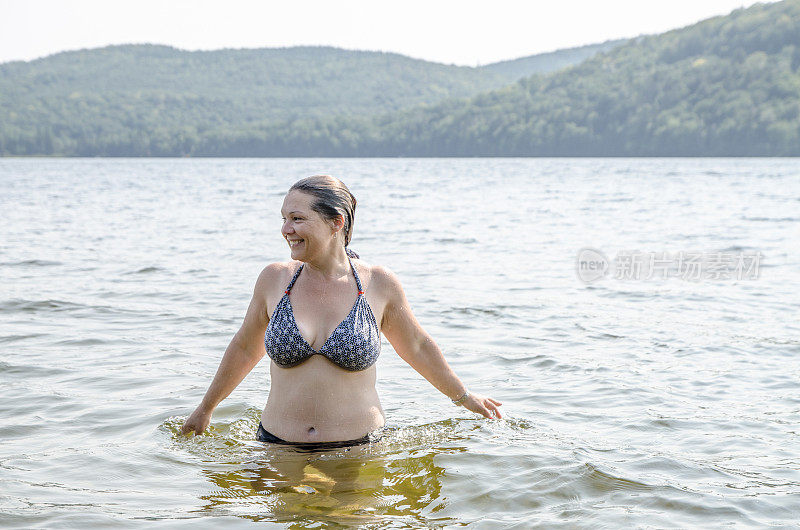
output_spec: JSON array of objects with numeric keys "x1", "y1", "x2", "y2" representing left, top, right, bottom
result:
[
  {"x1": 267, "y1": 278, "x2": 385, "y2": 352},
  {"x1": 291, "y1": 287, "x2": 358, "y2": 348},
  {"x1": 264, "y1": 287, "x2": 382, "y2": 374}
]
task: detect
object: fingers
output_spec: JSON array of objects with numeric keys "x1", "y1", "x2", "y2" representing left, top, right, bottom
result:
[
  {"x1": 468, "y1": 399, "x2": 488, "y2": 418},
  {"x1": 181, "y1": 419, "x2": 203, "y2": 436},
  {"x1": 465, "y1": 399, "x2": 490, "y2": 418},
  {"x1": 183, "y1": 426, "x2": 203, "y2": 436},
  {"x1": 483, "y1": 404, "x2": 501, "y2": 419},
  {"x1": 480, "y1": 398, "x2": 503, "y2": 419},
  {"x1": 181, "y1": 407, "x2": 211, "y2": 436}
]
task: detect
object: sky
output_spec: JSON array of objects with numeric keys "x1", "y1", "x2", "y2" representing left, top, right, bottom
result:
[{"x1": 0, "y1": 0, "x2": 780, "y2": 67}]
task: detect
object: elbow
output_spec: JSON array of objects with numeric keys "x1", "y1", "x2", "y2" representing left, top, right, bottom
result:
[
  {"x1": 244, "y1": 345, "x2": 266, "y2": 364},
  {"x1": 398, "y1": 337, "x2": 434, "y2": 366},
  {"x1": 232, "y1": 338, "x2": 265, "y2": 364}
]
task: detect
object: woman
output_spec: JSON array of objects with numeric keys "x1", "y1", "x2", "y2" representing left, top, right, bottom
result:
[{"x1": 182, "y1": 175, "x2": 503, "y2": 449}]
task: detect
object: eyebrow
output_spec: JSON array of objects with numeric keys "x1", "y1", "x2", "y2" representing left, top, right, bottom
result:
[{"x1": 280, "y1": 210, "x2": 304, "y2": 216}]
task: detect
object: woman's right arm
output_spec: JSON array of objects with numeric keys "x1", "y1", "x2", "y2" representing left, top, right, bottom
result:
[{"x1": 181, "y1": 264, "x2": 278, "y2": 435}]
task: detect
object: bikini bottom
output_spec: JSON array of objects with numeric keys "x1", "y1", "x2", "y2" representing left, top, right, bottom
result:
[{"x1": 256, "y1": 422, "x2": 381, "y2": 451}]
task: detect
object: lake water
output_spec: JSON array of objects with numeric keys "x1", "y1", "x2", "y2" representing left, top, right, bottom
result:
[{"x1": 1, "y1": 157, "x2": 799, "y2": 528}]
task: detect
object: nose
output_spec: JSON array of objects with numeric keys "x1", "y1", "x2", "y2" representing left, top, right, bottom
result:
[{"x1": 281, "y1": 219, "x2": 294, "y2": 237}]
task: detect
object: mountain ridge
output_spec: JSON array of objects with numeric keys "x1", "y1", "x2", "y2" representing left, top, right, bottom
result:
[
  {"x1": 2, "y1": 1, "x2": 797, "y2": 156},
  {"x1": 0, "y1": 39, "x2": 625, "y2": 155}
]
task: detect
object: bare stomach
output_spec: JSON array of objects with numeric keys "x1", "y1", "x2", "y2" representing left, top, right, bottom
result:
[{"x1": 259, "y1": 356, "x2": 386, "y2": 442}]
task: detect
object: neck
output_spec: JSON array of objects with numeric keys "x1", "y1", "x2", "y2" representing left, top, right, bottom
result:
[{"x1": 303, "y1": 246, "x2": 350, "y2": 280}]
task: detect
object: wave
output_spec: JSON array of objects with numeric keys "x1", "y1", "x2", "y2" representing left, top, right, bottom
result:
[
  {"x1": 741, "y1": 216, "x2": 799, "y2": 222},
  {"x1": 0, "y1": 299, "x2": 87, "y2": 313},
  {"x1": 122, "y1": 265, "x2": 170, "y2": 275},
  {"x1": 0, "y1": 333, "x2": 46, "y2": 343},
  {"x1": 0, "y1": 259, "x2": 62, "y2": 267}
]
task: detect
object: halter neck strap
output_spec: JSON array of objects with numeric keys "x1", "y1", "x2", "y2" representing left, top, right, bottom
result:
[
  {"x1": 285, "y1": 263, "x2": 304, "y2": 293},
  {"x1": 284, "y1": 256, "x2": 363, "y2": 294},
  {"x1": 348, "y1": 255, "x2": 364, "y2": 293}
]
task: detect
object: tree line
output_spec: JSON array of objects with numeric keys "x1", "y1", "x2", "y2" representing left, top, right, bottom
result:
[{"x1": 1, "y1": 0, "x2": 798, "y2": 156}]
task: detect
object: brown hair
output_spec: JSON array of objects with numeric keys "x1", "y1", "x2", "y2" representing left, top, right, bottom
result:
[{"x1": 289, "y1": 175, "x2": 360, "y2": 259}]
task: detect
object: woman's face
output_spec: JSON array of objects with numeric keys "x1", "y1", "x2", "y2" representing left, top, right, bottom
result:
[{"x1": 280, "y1": 190, "x2": 336, "y2": 261}]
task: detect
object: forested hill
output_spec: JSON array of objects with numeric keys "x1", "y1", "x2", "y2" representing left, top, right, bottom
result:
[
  {"x1": 358, "y1": 0, "x2": 800, "y2": 156},
  {"x1": 0, "y1": 41, "x2": 620, "y2": 156},
  {"x1": 478, "y1": 39, "x2": 626, "y2": 80},
  {"x1": 0, "y1": 45, "x2": 503, "y2": 155},
  {"x1": 2, "y1": 0, "x2": 799, "y2": 156},
  {"x1": 2, "y1": 45, "x2": 514, "y2": 123}
]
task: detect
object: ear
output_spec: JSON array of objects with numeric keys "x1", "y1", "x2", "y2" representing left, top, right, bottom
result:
[{"x1": 331, "y1": 214, "x2": 345, "y2": 232}]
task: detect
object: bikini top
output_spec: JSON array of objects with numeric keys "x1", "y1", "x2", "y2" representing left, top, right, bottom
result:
[{"x1": 264, "y1": 256, "x2": 381, "y2": 371}]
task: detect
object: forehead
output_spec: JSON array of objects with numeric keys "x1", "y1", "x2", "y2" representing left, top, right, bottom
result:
[{"x1": 281, "y1": 190, "x2": 315, "y2": 213}]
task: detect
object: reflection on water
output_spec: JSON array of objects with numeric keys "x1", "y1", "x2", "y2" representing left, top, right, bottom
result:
[
  {"x1": 166, "y1": 414, "x2": 470, "y2": 527},
  {"x1": 202, "y1": 454, "x2": 387, "y2": 525}
]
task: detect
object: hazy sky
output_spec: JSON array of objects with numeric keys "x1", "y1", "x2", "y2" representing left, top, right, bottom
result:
[{"x1": 0, "y1": 0, "x2": 779, "y2": 66}]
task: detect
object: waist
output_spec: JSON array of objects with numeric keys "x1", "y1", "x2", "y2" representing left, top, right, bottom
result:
[
  {"x1": 261, "y1": 396, "x2": 385, "y2": 442},
  {"x1": 256, "y1": 422, "x2": 383, "y2": 450},
  {"x1": 261, "y1": 406, "x2": 385, "y2": 439}
]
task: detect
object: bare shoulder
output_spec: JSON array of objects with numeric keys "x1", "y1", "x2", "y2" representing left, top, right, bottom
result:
[
  {"x1": 355, "y1": 260, "x2": 404, "y2": 300},
  {"x1": 259, "y1": 260, "x2": 296, "y2": 277},
  {"x1": 255, "y1": 261, "x2": 301, "y2": 290}
]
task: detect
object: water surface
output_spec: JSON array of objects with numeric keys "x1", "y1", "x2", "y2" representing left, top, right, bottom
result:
[{"x1": 1, "y1": 157, "x2": 799, "y2": 528}]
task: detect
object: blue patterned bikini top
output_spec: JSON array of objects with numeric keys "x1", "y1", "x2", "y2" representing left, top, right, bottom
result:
[{"x1": 264, "y1": 256, "x2": 381, "y2": 371}]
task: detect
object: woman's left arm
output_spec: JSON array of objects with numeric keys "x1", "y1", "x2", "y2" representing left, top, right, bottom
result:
[{"x1": 376, "y1": 266, "x2": 503, "y2": 419}]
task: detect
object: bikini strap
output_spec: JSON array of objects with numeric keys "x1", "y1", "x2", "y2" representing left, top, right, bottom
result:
[
  {"x1": 348, "y1": 255, "x2": 365, "y2": 295},
  {"x1": 287, "y1": 259, "x2": 362, "y2": 295},
  {"x1": 285, "y1": 264, "x2": 304, "y2": 294}
]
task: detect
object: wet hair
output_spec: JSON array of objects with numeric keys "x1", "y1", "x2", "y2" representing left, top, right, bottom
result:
[{"x1": 288, "y1": 175, "x2": 360, "y2": 259}]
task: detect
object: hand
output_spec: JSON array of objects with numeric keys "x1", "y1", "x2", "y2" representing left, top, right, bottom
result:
[
  {"x1": 181, "y1": 405, "x2": 213, "y2": 436},
  {"x1": 460, "y1": 392, "x2": 503, "y2": 419}
]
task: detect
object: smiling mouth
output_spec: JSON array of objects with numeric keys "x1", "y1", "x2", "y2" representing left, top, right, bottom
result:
[{"x1": 288, "y1": 239, "x2": 304, "y2": 247}]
